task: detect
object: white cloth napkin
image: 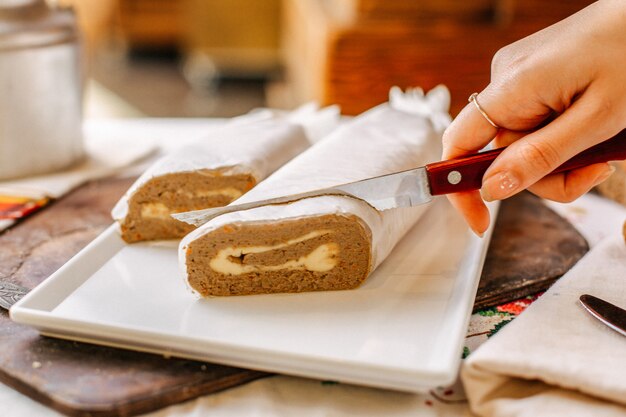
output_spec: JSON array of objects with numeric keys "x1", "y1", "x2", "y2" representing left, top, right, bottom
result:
[{"x1": 462, "y1": 233, "x2": 626, "y2": 417}]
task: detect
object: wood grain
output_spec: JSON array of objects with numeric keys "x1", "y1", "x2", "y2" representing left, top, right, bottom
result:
[
  {"x1": 474, "y1": 191, "x2": 589, "y2": 311},
  {"x1": 426, "y1": 147, "x2": 504, "y2": 195}
]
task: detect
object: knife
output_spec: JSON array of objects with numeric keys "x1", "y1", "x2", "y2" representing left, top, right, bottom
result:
[
  {"x1": 579, "y1": 294, "x2": 626, "y2": 337},
  {"x1": 174, "y1": 129, "x2": 626, "y2": 227}
]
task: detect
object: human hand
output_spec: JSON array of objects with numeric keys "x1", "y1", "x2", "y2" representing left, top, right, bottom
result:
[{"x1": 442, "y1": 0, "x2": 626, "y2": 236}]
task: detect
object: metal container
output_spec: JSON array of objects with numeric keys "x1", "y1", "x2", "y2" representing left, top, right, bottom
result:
[{"x1": 0, "y1": 0, "x2": 83, "y2": 179}]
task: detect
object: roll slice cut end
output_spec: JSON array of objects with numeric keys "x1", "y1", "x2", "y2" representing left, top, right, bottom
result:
[
  {"x1": 184, "y1": 214, "x2": 372, "y2": 296},
  {"x1": 120, "y1": 171, "x2": 256, "y2": 243}
]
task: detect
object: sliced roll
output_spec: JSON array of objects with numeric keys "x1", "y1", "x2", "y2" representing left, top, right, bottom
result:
[
  {"x1": 112, "y1": 107, "x2": 338, "y2": 243},
  {"x1": 179, "y1": 86, "x2": 451, "y2": 296}
]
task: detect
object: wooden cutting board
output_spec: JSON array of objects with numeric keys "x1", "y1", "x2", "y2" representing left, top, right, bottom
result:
[
  {"x1": 0, "y1": 178, "x2": 588, "y2": 416},
  {"x1": 474, "y1": 191, "x2": 589, "y2": 310}
]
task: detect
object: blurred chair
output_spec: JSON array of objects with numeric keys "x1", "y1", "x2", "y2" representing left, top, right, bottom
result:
[
  {"x1": 182, "y1": 0, "x2": 281, "y2": 80},
  {"x1": 277, "y1": 0, "x2": 595, "y2": 115},
  {"x1": 58, "y1": 0, "x2": 118, "y2": 56},
  {"x1": 112, "y1": 0, "x2": 281, "y2": 88},
  {"x1": 116, "y1": 0, "x2": 183, "y2": 50}
]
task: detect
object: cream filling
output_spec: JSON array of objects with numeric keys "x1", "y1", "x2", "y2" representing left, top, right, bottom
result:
[
  {"x1": 140, "y1": 188, "x2": 244, "y2": 220},
  {"x1": 209, "y1": 230, "x2": 340, "y2": 275},
  {"x1": 141, "y1": 203, "x2": 171, "y2": 219},
  {"x1": 195, "y1": 188, "x2": 243, "y2": 200}
]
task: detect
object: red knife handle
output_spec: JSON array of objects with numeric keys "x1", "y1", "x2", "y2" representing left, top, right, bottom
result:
[{"x1": 425, "y1": 129, "x2": 626, "y2": 196}]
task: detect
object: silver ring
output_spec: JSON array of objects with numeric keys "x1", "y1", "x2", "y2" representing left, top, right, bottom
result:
[{"x1": 468, "y1": 92, "x2": 499, "y2": 129}]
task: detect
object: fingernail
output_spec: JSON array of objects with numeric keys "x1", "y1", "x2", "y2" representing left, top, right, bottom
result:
[
  {"x1": 480, "y1": 187, "x2": 493, "y2": 202},
  {"x1": 481, "y1": 171, "x2": 520, "y2": 202},
  {"x1": 595, "y1": 165, "x2": 616, "y2": 185},
  {"x1": 474, "y1": 230, "x2": 485, "y2": 238}
]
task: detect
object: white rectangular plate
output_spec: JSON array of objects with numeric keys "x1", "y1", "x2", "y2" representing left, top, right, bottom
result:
[{"x1": 11, "y1": 198, "x2": 496, "y2": 393}]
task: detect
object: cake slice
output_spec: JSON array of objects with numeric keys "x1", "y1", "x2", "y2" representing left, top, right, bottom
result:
[
  {"x1": 112, "y1": 107, "x2": 338, "y2": 242},
  {"x1": 179, "y1": 86, "x2": 451, "y2": 296}
]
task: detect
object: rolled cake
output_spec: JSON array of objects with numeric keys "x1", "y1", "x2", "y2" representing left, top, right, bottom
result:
[
  {"x1": 179, "y1": 86, "x2": 452, "y2": 296},
  {"x1": 112, "y1": 107, "x2": 337, "y2": 242}
]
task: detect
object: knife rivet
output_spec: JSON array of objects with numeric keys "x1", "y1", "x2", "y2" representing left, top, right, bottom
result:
[{"x1": 447, "y1": 170, "x2": 462, "y2": 185}]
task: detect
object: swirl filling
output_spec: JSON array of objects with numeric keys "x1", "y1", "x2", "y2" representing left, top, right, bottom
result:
[
  {"x1": 120, "y1": 172, "x2": 255, "y2": 242},
  {"x1": 209, "y1": 230, "x2": 339, "y2": 275},
  {"x1": 185, "y1": 214, "x2": 372, "y2": 296}
]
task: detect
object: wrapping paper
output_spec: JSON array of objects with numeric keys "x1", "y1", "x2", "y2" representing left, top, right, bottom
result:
[
  {"x1": 112, "y1": 106, "x2": 339, "y2": 223},
  {"x1": 180, "y1": 86, "x2": 451, "y2": 287}
]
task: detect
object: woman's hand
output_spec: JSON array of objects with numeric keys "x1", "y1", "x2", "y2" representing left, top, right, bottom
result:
[{"x1": 442, "y1": 0, "x2": 626, "y2": 236}]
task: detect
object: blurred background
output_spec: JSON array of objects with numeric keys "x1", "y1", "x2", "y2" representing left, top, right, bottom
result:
[{"x1": 67, "y1": 0, "x2": 595, "y2": 118}]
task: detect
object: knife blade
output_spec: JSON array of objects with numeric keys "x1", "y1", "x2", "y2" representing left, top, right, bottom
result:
[
  {"x1": 173, "y1": 166, "x2": 433, "y2": 227},
  {"x1": 579, "y1": 294, "x2": 626, "y2": 337},
  {"x1": 173, "y1": 129, "x2": 626, "y2": 227}
]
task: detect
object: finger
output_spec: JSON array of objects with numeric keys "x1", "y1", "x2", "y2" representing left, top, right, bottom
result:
[
  {"x1": 442, "y1": 91, "x2": 499, "y2": 160},
  {"x1": 481, "y1": 93, "x2": 617, "y2": 202},
  {"x1": 442, "y1": 85, "x2": 553, "y2": 160},
  {"x1": 526, "y1": 163, "x2": 614, "y2": 202},
  {"x1": 447, "y1": 191, "x2": 491, "y2": 236},
  {"x1": 442, "y1": 84, "x2": 550, "y2": 235},
  {"x1": 442, "y1": 90, "x2": 500, "y2": 237},
  {"x1": 493, "y1": 129, "x2": 531, "y2": 148}
]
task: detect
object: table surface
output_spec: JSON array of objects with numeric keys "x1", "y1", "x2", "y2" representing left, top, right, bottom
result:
[
  {"x1": 2, "y1": 84, "x2": 625, "y2": 416},
  {"x1": 2, "y1": 170, "x2": 623, "y2": 417},
  {"x1": 2, "y1": 192, "x2": 624, "y2": 417}
]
